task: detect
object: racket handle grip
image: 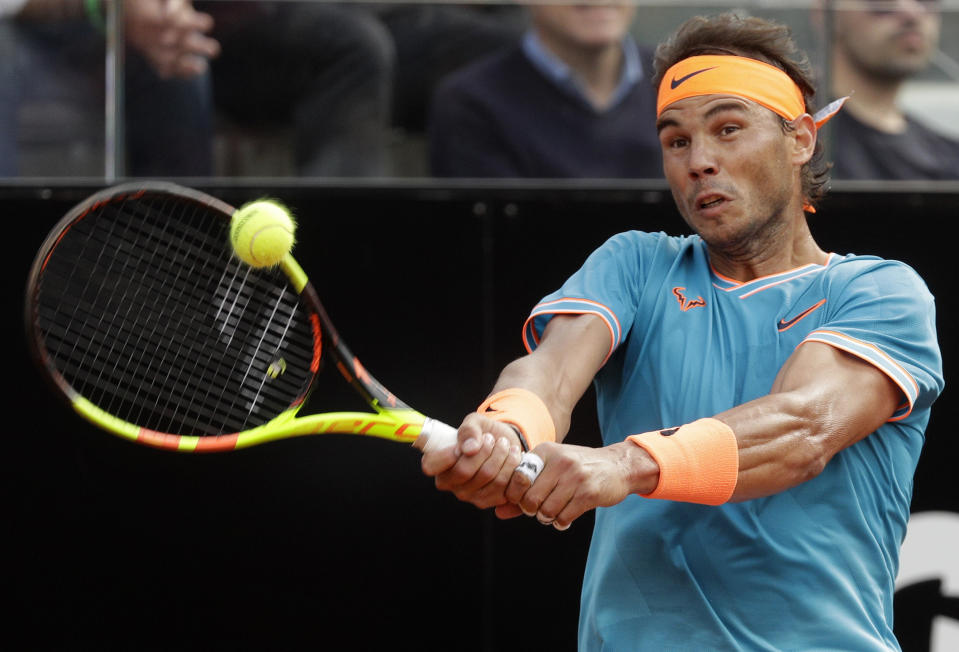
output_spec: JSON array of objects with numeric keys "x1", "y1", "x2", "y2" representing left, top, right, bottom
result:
[
  {"x1": 416, "y1": 418, "x2": 458, "y2": 452},
  {"x1": 415, "y1": 418, "x2": 543, "y2": 482}
]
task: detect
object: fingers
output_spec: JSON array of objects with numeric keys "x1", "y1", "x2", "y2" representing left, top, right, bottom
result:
[
  {"x1": 452, "y1": 436, "x2": 524, "y2": 508},
  {"x1": 161, "y1": 29, "x2": 220, "y2": 79},
  {"x1": 419, "y1": 440, "x2": 460, "y2": 477},
  {"x1": 530, "y1": 478, "x2": 579, "y2": 531},
  {"x1": 126, "y1": 0, "x2": 219, "y2": 78},
  {"x1": 504, "y1": 444, "x2": 586, "y2": 531},
  {"x1": 514, "y1": 452, "x2": 544, "y2": 483},
  {"x1": 434, "y1": 432, "x2": 500, "y2": 494},
  {"x1": 420, "y1": 414, "x2": 528, "y2": 510},
  {"x1": 493, "y1": 502, "x2": 524, "y2": 520},
  {"x1": 181, "y1": 30, "x2": 221, "y2": 60},
  {"x1": 419, "y1": 416, "x2": 599, "y2": 532},
  {"x1": 420, "y1": 414, "x2": 501, "y2": 476}
]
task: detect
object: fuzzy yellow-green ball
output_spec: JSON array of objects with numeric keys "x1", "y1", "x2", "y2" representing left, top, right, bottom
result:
[{"x1": 229, "y1": 199, "x2": 296, "y2": 268}]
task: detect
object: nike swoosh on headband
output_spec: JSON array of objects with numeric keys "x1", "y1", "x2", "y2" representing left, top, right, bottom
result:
[{"x1": 670, "y1": 67, "x2": 718, "y2": 89}]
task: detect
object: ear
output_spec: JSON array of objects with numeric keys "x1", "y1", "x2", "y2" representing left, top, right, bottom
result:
[{"x1": 790, "y1": 113, "x2": 818, "y2": 167}]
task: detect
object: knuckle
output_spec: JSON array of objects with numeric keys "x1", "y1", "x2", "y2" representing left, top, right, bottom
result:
[
  {"x1": 473, "y1": 466, "x2": 497, "y2": 486},
  {"x1": 520, "y1": 496, "x2": 539, "y2": 515}
]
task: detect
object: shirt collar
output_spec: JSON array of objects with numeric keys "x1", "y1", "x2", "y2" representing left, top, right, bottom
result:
[{"x1": 521, "y1": 29, "x2": 643, "y2": 112}]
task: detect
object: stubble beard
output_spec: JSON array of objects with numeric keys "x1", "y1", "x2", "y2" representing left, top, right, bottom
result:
[{"x1": 698, "y1": 193, "x2": 792, "y2": 264}]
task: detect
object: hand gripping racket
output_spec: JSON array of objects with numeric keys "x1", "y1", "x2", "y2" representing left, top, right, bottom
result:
[{"x1": 24, "y1": 181, "x2": 465, "y2": 455}]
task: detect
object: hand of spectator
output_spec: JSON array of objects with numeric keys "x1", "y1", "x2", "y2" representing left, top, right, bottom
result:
[{"x1": 125, "y1": 0, "x2": 220, "y2": 79}]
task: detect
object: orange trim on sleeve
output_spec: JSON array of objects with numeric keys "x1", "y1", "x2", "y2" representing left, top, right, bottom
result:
[{"x1": 800, "y1": 331, "x2": 917, "y2": 421}]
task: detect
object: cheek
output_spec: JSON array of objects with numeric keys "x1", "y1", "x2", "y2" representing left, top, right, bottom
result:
[
  {"x1": 744, "y1": 148, "x2": 795, "y2": 206},
  {"x1": 747, "y1": 132, "x2": 792, "y2": 176},
  {"x1": 661, "y1": 155, "x2": 689, "y2": 197}
]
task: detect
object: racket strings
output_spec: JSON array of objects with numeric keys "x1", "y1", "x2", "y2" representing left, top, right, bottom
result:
[
  {"x1": 35, "y1": 192, "x2": 317, "y2": 437},
  {"x1": 125, "y1": 195, "x2": 236, "y2": 435},
  {"x1": 224, "y1": 284, "x2": 301, "y2": 431}
]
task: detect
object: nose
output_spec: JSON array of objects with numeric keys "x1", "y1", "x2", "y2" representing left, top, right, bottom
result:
[{"x1": 687, "y1": 140, "x2": 719, "y2": 180}]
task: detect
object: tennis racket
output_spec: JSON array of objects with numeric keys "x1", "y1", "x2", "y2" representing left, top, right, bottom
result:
[{"x1": 24, "y1": 181, "x2": 465, "y2": 456}]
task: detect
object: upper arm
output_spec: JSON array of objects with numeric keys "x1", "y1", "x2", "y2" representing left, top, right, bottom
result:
[
  {"x1": 772, "y1": 340, "x2": 902, "y2": 451},
  {"x1": 494, "y1": 313, "x2": 611, "y2": 442},
  {"x1": 763, "y1": 258, "x2": 942, "y2": 457},
  {"x1": 715, "y1": 340, "x2": 904, "y2": 501}
]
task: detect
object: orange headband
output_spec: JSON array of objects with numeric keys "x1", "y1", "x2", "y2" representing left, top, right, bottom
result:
[{"x1": 658, "y1": 55, "x2": 805, "y2": 121}]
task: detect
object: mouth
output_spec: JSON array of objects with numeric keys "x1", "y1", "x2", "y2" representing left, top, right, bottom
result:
[{"x1": 695, "y1": 193, "x2": 729, "y2": 211}]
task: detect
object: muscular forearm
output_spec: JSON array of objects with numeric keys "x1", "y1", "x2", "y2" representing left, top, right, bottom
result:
[
  {"x1": 715, "y1": 390, "x2": 838, "y2": 502},
  {"x1": 618, "y1": 343, "x2": 901, "y2": 504},
  {"x1": 490, "y1": 313, "x2": 610, "y2": 445},
  {"x1": 490, "y1": 355, "x2": 575, "y2": 445},
  {"x1": 720, "y1": 343, "x2": 900, "y2": 501}
]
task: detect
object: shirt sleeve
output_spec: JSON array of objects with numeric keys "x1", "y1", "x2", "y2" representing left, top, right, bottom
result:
[
  {"x1": 522, "y1": 231, "x2": 675, "y2": 365},
  {"x1": 803, "y1": 258, "x2": 944, "y2": 421}
]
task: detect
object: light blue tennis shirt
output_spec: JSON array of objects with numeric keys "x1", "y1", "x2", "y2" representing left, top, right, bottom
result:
[
  {"x1": 523, "y1": 232, "x2": 944, "y2": 651},
  {"x1": 521, "y1": 30, "x2": 643, "y2": 112}
]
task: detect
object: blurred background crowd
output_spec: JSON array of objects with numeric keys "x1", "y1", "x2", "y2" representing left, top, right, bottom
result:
[{"x1": 1, "y1": 0, "x2": 957, "y2": 182}]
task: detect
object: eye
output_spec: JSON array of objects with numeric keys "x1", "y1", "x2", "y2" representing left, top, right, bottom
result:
[
  {"x1": 667, "y1": 136, "x2": 688, "y2": 149},
  {"x1": 719, "y1": 124, "x2": 741, "y2": 137}
]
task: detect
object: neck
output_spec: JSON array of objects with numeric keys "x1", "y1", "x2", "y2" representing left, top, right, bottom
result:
[
  {"x1": 535, "y1": 30, "x2": 625, "y2": 109},
  {"x1": 831, "y1": 52, "x2": 906, "y2": 133},
  {"x1": 708, "y1": 208, "x2": 828, "y2": 282}
]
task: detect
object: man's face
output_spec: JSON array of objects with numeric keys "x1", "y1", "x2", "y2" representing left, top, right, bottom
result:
[
  {"x1": 529, "y1": 4, "x2": 637, "y2": 50},
  {"x1": 833, "y1": 0, "x2": 941, "y2": 81},
  {"x1": 656, "y1": 95, "x2": 802, "y2": 254}
]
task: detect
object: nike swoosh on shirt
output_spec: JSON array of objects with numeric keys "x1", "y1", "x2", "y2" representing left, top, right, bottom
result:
[
  {"x1": 669, "y1": 67, "x2": 717, "y2": 89},
  {"x1": 777, "y1": 299, "x2": 827, "y2": 332}
]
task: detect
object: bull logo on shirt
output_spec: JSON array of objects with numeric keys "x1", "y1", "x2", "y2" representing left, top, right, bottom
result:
[{"x1": 672, "y1": 287, "x2": 706, "y2": 312}]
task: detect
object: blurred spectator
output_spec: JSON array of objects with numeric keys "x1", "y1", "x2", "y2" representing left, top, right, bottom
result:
[
  {"x1": 825, "y1": 0, "x2": 959, "y2": 179},
  {"x1": 199, "y1": 1, "x2": 395, "y2": 177},
  {"x1": 427, "y1": 4, "x2": 662, "y2": 179},
  {"x1": 375, "y1": 4, "x2": 525, "y2": 134},
  {"x1": 1, "y1": 0, "x2": 219, "y2": 177},
  {"x1": 201, "y1": 2, "x2": 523, "y2": 177},
  {"x1": 2, "y1": 0, "x2": 524, "y2": 178}
]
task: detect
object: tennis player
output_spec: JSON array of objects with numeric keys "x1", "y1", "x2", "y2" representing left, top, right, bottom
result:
[{"x1": 421, "y1": 12, "x2": 944, "y2": 650}]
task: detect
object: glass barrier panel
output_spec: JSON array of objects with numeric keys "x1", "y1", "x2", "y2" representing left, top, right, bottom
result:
[{"x1": 2, "y1": 0, "x2": 957, "y2": 184}]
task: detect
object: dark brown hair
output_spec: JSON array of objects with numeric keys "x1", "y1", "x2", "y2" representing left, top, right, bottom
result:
[{"x1": 652, "y1": 13, "x2": 830, "y2": 207}]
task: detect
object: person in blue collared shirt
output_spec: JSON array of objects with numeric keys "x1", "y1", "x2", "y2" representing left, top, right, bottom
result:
[{"x1": 428, "y1": 4, "x2": 662, "y2": 179}]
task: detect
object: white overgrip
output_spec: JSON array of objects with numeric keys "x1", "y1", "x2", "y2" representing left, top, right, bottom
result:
[{"x1": 416, "y1": 418, "x2": 458, "y2": 452}]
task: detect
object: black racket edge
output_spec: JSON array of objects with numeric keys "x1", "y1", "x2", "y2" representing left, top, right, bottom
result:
[{"x1": 23, "y1": 182, "x2": 216, "y2": 408}]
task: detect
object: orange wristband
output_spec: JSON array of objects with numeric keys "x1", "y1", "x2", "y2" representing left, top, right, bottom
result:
[
  {"x1": 477, "y1": 388, "x2": 556, "y2": 451},
  {"x1": 627, "y1": 418, "x2": 738, "y2": 505}
]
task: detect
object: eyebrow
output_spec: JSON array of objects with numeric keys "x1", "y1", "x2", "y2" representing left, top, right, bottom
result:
[
  {"x1": 656, "y1": 101, "x2": 750, "y2": 133},
  {"x1": 655, "y1": 117, "x2": 677, "y2": 134}
]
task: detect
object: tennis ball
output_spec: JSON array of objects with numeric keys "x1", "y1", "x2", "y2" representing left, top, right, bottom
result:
[{"x1": 230, "y1": 199, "x2": 296, "y2": 268}]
